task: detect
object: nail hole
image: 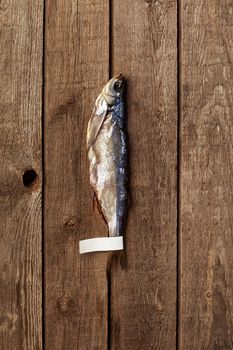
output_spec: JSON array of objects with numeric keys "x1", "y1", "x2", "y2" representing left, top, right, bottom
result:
[{"x1": 23, "y1": 169, "x2": 39, "y2": 191}]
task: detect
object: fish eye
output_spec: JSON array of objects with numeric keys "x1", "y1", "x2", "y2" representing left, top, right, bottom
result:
[{"x1": 113, "y1": 81, "x2": 123, "y2": 93}]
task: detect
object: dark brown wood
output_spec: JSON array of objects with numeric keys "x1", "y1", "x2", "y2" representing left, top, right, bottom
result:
[
  {"x1": 0, "y1": 1, "x2": 43, "y2": 349},
  {"x1": 44, "y1": 1, "x2": 110, "y2": 348},
  {"x1": 110, "y1": 1, "x2": 178, "y2": 349},
  {"x1": 180, "y1": 0, "x2": 233, "y2": 348},
  {"x1": 3, "y1": 1, "x2": 233, "y2": 347}
]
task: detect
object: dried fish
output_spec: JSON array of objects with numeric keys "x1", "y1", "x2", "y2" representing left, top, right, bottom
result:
[{"x1": 87, "y1": 75, "x2": 127, "y2": 237}]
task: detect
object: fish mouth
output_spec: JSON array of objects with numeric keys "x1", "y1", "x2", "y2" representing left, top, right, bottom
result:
[{"x1": 114, "y1": 73, "x2": 124, "y2": 81}]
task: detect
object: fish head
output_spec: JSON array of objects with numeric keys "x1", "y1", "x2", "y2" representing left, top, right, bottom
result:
[{"x1": 102, "y1": 74, "x2": 124, "y2": 105}]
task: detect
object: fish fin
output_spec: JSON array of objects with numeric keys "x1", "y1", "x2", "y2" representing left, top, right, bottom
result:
[
  {"x1": 93, "y1": 192, "x2": 109, "y2": 229},
  {"x1": 93, "y1": 193, "x2": 98, "y2": 212},
  {"x1": 87, "y1": 95, "x2": 108, "y2": 150},
  {"x1": 106, "y1": 250, "x2": 127, "y2": 275}
]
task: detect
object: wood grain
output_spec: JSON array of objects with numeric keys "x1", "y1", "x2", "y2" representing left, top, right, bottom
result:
[
  {"x1": 180, "y1": 0, "x2": 233, "y2": 348},
  {"x1": 44, "y1": 1, "x2": 110, "y2": 349},
  {"x1": 0, "y1": 1, "x2": 43, "y2": 349},
  {"x1": 110, "y1": 1, "x2": 178, "y2": 349}
]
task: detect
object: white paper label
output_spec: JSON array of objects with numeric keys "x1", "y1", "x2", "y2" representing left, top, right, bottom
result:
[{"x1": 79, "y1": 236, "x2": 124, "y2": 254}]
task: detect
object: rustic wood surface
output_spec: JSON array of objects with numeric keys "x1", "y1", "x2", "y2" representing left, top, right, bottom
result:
[
  {"x1": 44, "y1": 0, "x2": 109, "y2": 349},
  {"x1": 180, "y1": 0, "x2": 233, "y2": 348},
  {"x1": 110, "y1": 1, "x2": 178, "y2": 349},
  {"x1": 0, "y1": 1, "x2": 43, "y2": 349},
  {"x1": 1, "y1": 0, "x2": 233, "y2": 349}
]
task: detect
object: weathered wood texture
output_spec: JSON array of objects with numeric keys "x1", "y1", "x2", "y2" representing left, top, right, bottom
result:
[
  {"x1": 2, "y1": 0, "x2": 233, "y2": 349},
  {"x1": 111, "y1": 1, "x2": 177, "y2": 349},
  {"x1": 44, "y1": 1, "x2": 109, "y2": 349},
  {"x1": 180, "y1": 0, "x2": 233, "y2": 348},
  {"x1": 0, "y1": 1, "x2": 43, "y2": 349}
]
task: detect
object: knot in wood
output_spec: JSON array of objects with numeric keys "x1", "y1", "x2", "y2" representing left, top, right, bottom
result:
[{"x1": 57, "y1": 297, "x2": 74, "y2": 314}]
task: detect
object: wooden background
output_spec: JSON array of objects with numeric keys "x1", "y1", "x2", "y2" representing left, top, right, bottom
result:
[{"x1": 0, "y1": 0, "x2": 233, "y2": 349}]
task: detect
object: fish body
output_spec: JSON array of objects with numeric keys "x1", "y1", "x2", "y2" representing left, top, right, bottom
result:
[{"x1": 87, "y1": 75, "x2": 127, "y2": 237}]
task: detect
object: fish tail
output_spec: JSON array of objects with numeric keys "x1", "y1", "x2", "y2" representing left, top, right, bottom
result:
[
  {"x1": 106, "y1": 252, "x2": 114, "y2": 275},
  {"x1": 106, "y1": 249, "x2": 127, "y2": 274}
]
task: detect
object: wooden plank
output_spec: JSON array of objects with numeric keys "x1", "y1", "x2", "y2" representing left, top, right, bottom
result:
[
  {"x1": 0, "y1": 1, "x2": 43, "y2": 349},
  {"x1": 111, "y1": 1, "x2": 178, "y2": 348},
  {"x1": 180, "y1": 0, "x2": 233, "y2": 348},
  {"x1": 44, "y1": 1, "x2": 109, "y2": 349}
]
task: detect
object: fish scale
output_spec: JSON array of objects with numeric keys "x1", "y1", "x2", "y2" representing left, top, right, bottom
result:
[{"x1": 87, "y1": 75, "x2": 127, "y2": 237}]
